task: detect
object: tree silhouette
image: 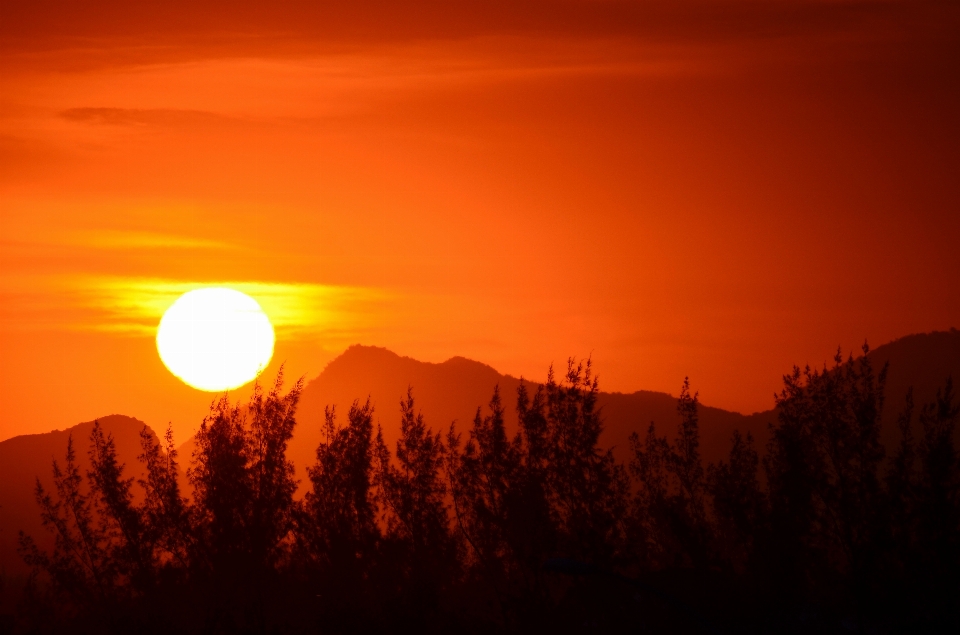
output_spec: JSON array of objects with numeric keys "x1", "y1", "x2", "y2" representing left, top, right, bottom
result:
[
  {"x1": 510, "y1": 379, "x2": 557, "y2": 590},
  {"x1": 12, "y1": 352, "x2": 960, "y2": 633},
  {"x1": 447, "y1": 360, "x2": 629, "y2": 627},
  {"x1": 87, "y1": 422, "x2": 153, "y2": 593},
  {"x1": 188, "y1": 394, "x2": 253, "y2": 575},
  {"x1": 246, "y1": 371, "x2": 303, "y2": 572},
  {"x1": 374, "y1": 388, "x2": 458, "y2": 617},
  {"x1": 183, "y1": 372, "x2": 303, "y2": 629},
  {"x1": 908, "y1": 377, "x2": 960, "y2": 629},
  {"x1": 137, "y1": 423, "x2": 190, "y2": 573},
  {"x1": 542, "y1": 360, "x2": 628, "y2": 566},
  {"x1": 299, "y1": 397, "x2": 379, "y2": 621},
  {"x1": 629, "y1": 379, "x2": 711, "y2": 570},
  {"x1": 447, "y1": 386, "x2": 519, "y2": 595},
  {"x1": 707, "y1": 429, "x2": 765, "y2": 571},
  {"x1": 18, "y1": 434, "x2": 117, "y2": 613},
  {"x1": 765, "y1": 345, "x2": 888, "y2": 614}
]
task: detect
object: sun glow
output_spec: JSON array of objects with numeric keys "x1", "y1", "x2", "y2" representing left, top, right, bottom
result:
[{"x1": 156, "y1": 288, "x2": 275, "y2": 391}]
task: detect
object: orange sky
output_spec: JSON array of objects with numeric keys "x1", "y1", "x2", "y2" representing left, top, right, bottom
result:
[{"x1": 2, "y1": 0, "x2": 958, "y2": 442}]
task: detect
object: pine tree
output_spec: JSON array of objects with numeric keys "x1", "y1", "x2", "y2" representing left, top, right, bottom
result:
[
  {"x1": 764, "y1": 345, "x2": 888, "y2": 609},
  {"x1": 247, "y1": 370, "x2": 303, "y2": 571},
  {"x1": 374, "y1": 388, "x2": 458, "y2": 610},
  {"x1": 447, "y1": 386, "x2": 519, "y2": 580},
  {"x1": 300, "y1": 399, "x2": 378, "y2": 586},
  {"x1": 628, "y1": 421, "x2": 674, "y2": 568},
  {"x1": 707, "y1": 430, "x2": 765, "y2": 571},
  {"x1": 629, "y1": 379, "x2": 712, "y2": 569},
  {"x1": 543, "y1": 360, "x2": 628, "y2": 565},
  {"x1": 188, "y1": 394, "x2": 253, "y2": 574},
  {"x1": 18, "y1": 435, "x2": 115, "y2": 609},
  {"x1": 88, "y1": 422, "x2": 152, "y2": 591},
  {"x1": 512, "y1": 379, "x2": 557, "y2": 582},
  {"x1": 137, "y1": 423, "x2": 190, "y2": 572},
  {"x1": 911, "y1": 378, "x2": 960, "y2": 628}
]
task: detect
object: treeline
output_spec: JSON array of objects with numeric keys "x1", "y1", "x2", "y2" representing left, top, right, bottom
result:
[{"x1": 11, "y1": 349, "x2": 960, "y2": 634}]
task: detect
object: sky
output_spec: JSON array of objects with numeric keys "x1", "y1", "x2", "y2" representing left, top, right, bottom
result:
[{"x1": 1, "y1": 0, "x2": 958, "y2": 442}]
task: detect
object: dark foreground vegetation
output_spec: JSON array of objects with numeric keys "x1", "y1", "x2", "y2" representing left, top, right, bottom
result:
[{"x1": 6, "y1": 346, "x2": 959, "y2": 634}]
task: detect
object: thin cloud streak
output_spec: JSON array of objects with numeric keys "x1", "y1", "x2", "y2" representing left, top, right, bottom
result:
[
  {"x1": 0, "y1": 274, "x2": 390, "y2": 341},
  {"x1": 59, "y1": 107, "x2": 229, "y2": 126}
]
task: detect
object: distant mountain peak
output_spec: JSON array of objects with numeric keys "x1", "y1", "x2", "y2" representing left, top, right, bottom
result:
[{"x1": 439, "y1": 355, "x2": 506, "y2": 375}]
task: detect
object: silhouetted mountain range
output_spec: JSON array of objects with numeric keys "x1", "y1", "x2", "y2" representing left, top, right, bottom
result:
[
  {"x1": 2, "y1": 330, "x2": 956, "y2": 577},
  {"x1": 289, "y1": 347, "x2": 767, "y2": 489},
  {"x1": 288, "y1": 329, "x2": 959, "y2": 488}
]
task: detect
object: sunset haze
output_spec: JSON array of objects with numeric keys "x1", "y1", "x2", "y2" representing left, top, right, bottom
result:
[{"x1": 2, "y1": 0, "x2": 958, "y2": 443}]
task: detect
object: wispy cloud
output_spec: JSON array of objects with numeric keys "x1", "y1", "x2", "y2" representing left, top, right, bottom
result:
[
  {"x1": 60, "y1": 107, "x2": 228, "y2": 127},
  {"x1": 0, "y1": 274, "x2": 389, "y2": 340}
]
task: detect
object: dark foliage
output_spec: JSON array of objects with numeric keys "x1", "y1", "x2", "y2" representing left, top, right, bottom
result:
[
  {"x1": 629, "y1": 379, "x2": 712, "y2": 571},
  {"x1": 11, "y1": 350, "x2": 960, "y2": 634},
  {"x1": 372, "y1": 389, "x2": 459, "y2": 628}
]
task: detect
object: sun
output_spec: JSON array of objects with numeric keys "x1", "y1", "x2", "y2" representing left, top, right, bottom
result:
[{"x1": 156, "y1": 288, "x2": 275, "y2": 391}]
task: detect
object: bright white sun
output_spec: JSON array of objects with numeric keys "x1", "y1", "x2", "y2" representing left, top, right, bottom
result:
[{"x1": 156, "y1": 288, "x2": 275, "y2": 392}]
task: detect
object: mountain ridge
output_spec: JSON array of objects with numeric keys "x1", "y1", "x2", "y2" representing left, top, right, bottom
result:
[{"x1": 2, "y1": 330, "x2": 956, "y2": 576}]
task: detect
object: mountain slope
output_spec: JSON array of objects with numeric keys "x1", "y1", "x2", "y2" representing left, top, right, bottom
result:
[
  {"x1": 288, "y1": 330, "x2": 959, "y2": 490},
  {"x1": 863, "y1": 329, "x2": 959, "y2": 425},
  {"x1": 0, "y1": 415, "x2": 156, "y2": 577},
  {"x1": 287, "y1": 346, "x2": 773, "y2": 490}
]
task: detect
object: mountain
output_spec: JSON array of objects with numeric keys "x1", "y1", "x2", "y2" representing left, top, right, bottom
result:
[
  {"x1": 3, "y1": 330, "x2": 956, "y2": 576},
  {"x1": 287, "y1": 330, "x2": 959, "y2": 491},
  {"x1": 860, "y1": 329, "x2": 960, "y2": 424},
  {"x1": 0, "y1": 415, "x2": 156, "y2": 577},
  {"x1": 286, "y1": 347, "x2": 772, "y2": 492}
]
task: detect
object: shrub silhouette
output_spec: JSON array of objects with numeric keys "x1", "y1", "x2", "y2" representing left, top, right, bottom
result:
[
  {"x1": 18, "y1": 435, "x2": 116, "y2": 610},
  {"x1": 137, "y1": 423, "x2": 190, "y2": 574},
  {"x1": 706, "y1": 429, "x2": 764, "y2": 571},
  {"x1": 885, "y1": 378, "x2": 960, "y2": 629},
  {"x1": 297, "y1": 397, "x2": 378, "y2": 627},
  {"x1": 629, "y1": 379, "x2": 712, "y2": 570},
  {"x1": 371, "y1": 388, "x2": 459, "y2": 625},
  {"x1": 12, "y1": 349, "x2": 960, "y2": 634},
  {"x1": 764, "y1": 345, "x2": 888, "y2": 616}
]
